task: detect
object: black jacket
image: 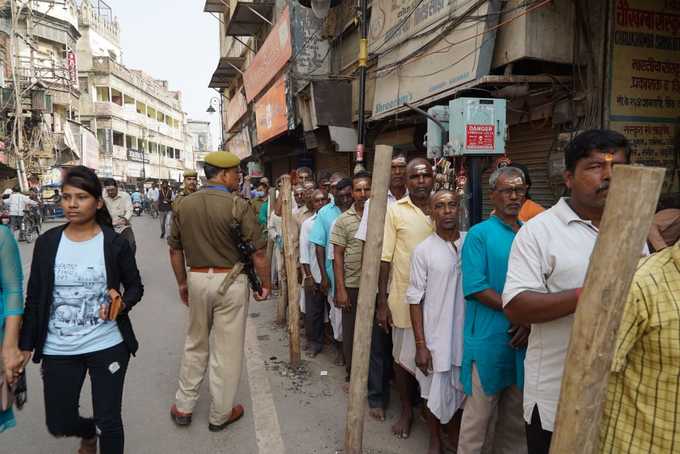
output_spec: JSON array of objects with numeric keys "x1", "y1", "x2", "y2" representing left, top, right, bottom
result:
[{"x1": 19, "y1": 224, "x2": 144, "y2": 362}]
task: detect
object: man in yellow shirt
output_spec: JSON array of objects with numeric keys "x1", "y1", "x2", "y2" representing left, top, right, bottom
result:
[
  {"x1": 599, "y1": 240, "x2": 680, "y2": 454},
  {"x1": 378, "y1": 158, "x2": 434, "y2": 439}
]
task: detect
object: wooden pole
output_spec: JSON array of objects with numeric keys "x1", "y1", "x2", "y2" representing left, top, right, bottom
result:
[
  {"x1": 550, "y1": 165, "x2": 665, "y2": 454},
  {"x1": 344, "y1": 145, "x2": 393, "y2": 454},
  {"x1": 280, "y1": 175, "x2": 301, "y2": 366}
]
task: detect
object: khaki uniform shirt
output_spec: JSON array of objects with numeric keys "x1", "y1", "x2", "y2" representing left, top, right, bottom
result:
[
  {"x1": 168, "y1": 189, "x2": 266, "y2": 268},
  {"x1": 330, "y1": 205, "x2": 363, "y2": 288}
]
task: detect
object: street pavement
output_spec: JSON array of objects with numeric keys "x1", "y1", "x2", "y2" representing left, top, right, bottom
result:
[{"x1": 4, "y1": 214, "x2": 428, "y2": 453}]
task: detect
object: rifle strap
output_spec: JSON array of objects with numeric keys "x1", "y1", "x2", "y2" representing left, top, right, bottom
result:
[{"x1": 217, "y1": 195, "x2": 246, "y2": 296}]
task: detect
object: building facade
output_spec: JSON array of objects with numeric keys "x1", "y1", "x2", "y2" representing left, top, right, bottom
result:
[
  {"x1": 0, "y1": 0, "x2": 90, "y2": 188},
  {"x1": 204, "y1": 0, "x2": 680, "y2": 210},
  {"x1": 187, "y1": 119, "x2": 212, "y2": 163},
  {"x1": 78, "y1": 0, "x2": 189, "y2": 184}
]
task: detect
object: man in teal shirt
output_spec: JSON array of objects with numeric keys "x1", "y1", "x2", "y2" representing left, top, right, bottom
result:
[{"x1": 458, "y1": 166, "x2": 529, "y2": 453}]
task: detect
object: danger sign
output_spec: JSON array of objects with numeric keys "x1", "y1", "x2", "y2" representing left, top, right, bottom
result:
[{"x1": 466, "y1": 124, "x2": 495, "y2": 150}]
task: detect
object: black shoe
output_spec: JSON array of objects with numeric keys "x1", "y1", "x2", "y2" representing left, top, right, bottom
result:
[{"x1": 160, "y1": 233, "x2": 165, "y2": 239}]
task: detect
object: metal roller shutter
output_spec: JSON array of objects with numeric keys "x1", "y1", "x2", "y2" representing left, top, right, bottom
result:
[{"x1": 481, "y1": 124, "x2": 560, "y2": 218}]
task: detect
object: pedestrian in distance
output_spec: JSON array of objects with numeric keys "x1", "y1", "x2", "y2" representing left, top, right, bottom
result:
[
  {"x1": 503, "y1": 129, "x2": 641, "y2": 454},
  {"x1": 458, "y1": 166, "x2": 529, "y2": 454},
  {"x1": 158, "y1": 181, "x2": 173, "y2": 239},
  {"x1": 168, "y1": 151, "x2": 271, "y2": 432},
  {"x1": 19, "y1": 166, "x2": 143, "y2": 454},
  {"x1": 102, "y1": 179, "x2": 136, "y2": 256},
  {"x1": 407, "y1": 189, "x2": 467, "y2": 454},
  {"x1": 0, "y1": 221, "x2": 27, "y2": 433},
  {"x1": 378, "y1": 157, "x2": 435, "y2": 439}
]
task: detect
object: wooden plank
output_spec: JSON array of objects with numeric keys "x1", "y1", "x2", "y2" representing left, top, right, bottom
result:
[
  {"x1": 550, "y1": 165, "x2": 665, "y2": 454},
  {"x1": 280, "y1": 175, "x2": 301, "y2": 366},
  {"x1": 344, "y1": 145, "x2": 393, "y2": 454}
]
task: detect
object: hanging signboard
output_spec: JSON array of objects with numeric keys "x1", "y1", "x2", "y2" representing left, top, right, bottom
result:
[
  {"x1": 369, "y1": 0, "x2": 500, "y2": 119},
  {"x1": 243, "y1": 6, "x2": 292, "y2": 102},
  {"x1": 607, "y1": 0, "x2": 680, "y2": 193},
  {"x1": 227, "y1": 126, "x2": 253, "y2": 159},
  {"x1": 226, "y1": 89, "x2": 248, "y2": 131},
  {"x1": 254, "y1": 75, "x2": 289, "y2": 145}
]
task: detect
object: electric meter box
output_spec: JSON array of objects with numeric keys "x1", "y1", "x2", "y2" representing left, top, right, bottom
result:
[{"x1": 448, "y1": 97, "x2": 506, "y2": 156}]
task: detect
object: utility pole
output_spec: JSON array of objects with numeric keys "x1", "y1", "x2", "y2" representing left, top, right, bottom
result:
[{"x1": 10, "y1": 0, "x2": 28, "y2": 191}]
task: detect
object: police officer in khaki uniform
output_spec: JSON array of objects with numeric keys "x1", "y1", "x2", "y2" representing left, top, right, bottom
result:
[
  {"x1": 168, "y1": 151, "x2": 270, "y2": 432},
  {"x1": 172, "y1": 169, "x2": 199, "y2": 212}
]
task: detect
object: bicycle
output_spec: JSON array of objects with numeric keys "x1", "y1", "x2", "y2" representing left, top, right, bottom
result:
[{"x1": 20, "y1": 207, "x2": 41, "y2": 243}]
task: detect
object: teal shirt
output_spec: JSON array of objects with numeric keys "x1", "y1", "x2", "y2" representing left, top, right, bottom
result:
[
  {"x1": 461, "y1": 216, "x2": 525, "y2": 396},
  {"x1": 0, "y1": 225, "x2": 23, "y2": 432},
  {"x1": 258, "y1": 200, "x2": 268, "y2": 226},
  {"x1": 309, "y1": 202, "x2": 341, "y2": 297}
]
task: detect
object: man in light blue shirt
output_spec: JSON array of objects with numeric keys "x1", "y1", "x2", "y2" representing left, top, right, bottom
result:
[
  {"x1": 309, "y1": 173, "x2": 346, "y2": 364},
  {"x1": 458, "y1": 166, "x2": 529, "y2": 453}
]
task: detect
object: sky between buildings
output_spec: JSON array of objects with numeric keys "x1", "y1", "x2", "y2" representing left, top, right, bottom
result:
[{"x1": 110, "y1": 0, "x2": 221, "y2": 150}]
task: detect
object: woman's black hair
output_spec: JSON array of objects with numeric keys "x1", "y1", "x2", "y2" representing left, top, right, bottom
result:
[{"x1": 61, "y1": 166, "x2": 113, "y2": 227}]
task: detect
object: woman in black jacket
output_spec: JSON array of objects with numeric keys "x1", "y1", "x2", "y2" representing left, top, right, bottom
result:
[{"x1": 19, "y1": 166, "x2": 143, "y2": 454}]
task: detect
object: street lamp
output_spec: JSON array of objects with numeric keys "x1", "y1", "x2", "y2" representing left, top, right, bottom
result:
[{"x1": 206, "y1": 96, "x2": 224, "y2": 148}]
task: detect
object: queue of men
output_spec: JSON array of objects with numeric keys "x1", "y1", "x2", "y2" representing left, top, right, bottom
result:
[{"x1": 256, "y1": 128, "x2": 680, "y2": 454}]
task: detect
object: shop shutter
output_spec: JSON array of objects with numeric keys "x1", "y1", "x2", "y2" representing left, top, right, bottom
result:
[{"x1": 481, "y1": 123, "x2": 560, "y2": 219}]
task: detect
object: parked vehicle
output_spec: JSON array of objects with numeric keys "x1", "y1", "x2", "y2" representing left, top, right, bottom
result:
[
  {"x1": 19, "y1": 206, "x2": 41, "y2": 243},
  {"x1": 0, "y1": 208, "x2": 10, "y2": 226}
]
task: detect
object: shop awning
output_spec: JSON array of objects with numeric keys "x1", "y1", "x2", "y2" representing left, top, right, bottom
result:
[
  {"x1": 208, "y1": 56, "x2": 247, "y2": 89},
  {"x1": 203, "y1": 0, "x2": 226, "y2": 13},
  {"x1": 225, "y1": 2, "x2": 274, "y2": 36}
]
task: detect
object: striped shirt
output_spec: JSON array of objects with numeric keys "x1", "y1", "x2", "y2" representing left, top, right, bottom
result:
[
  {"x1": 600, "y1": 241, "x2": 680, "y2": 454},
  {"x1": 330, "y1": 204, "x2": 364, "y2": 288}
]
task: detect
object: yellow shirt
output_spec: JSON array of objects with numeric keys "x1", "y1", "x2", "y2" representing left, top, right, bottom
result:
[
  {"x1": 600, "y1": 242, "x2": 680, "y2": 454},
  {"x1": 381, "y1": 196, "x2": 433, "y2": 328}
]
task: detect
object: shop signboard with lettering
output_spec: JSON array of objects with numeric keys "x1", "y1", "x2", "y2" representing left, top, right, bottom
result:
[
  {"x1": 254, "y1": 75, "x2": 289, "y2": 145},
  {"x1": 607, "y1": 0, "x2": 680, "y2": 193},
  {"x1": 243, "y1": 7, "x2": 292, "y2": 102},
  {"x1": 369, "y1": 0, "x2": 500, "y2": 119},
  {"x1": 127, "y1": 149, "x2": 150, "y2": 164}
]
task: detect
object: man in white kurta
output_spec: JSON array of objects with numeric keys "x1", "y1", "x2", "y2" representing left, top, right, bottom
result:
[{"x1": 407, "y1": 190, "x2": 466, "y2": 453}]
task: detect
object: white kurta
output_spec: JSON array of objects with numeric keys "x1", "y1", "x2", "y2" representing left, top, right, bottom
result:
[{"x1": 406, "y1": 232, "x2": 467, "y2": 423}]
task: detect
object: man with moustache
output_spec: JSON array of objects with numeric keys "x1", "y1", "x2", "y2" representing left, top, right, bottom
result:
[
  {"x1": 331, "y1": 172, "x2": 389, "y2": 415},
  {"x1": 300, "y1": 189, "x2": 330, "y2": 356},
  {"x1": 407, "y1": 190, "x2": 467, "y2": 454},
  {"x1": 458, "y1": 166, "x2": 529, "y2": 454},
  {"x1": 173, "y1": 170, "x2": 199, "y2": 211},
  {"x1": 503, "y1": 130, "x2": 640, "y2": 454},
  {"x1": 378, "y1": 158, "x2": 435, "y2": 438}
]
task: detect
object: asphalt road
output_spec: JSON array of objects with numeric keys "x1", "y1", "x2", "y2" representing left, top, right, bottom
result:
[{"x1": 4, "y1": 214, "x2": 428, "y2": 453}]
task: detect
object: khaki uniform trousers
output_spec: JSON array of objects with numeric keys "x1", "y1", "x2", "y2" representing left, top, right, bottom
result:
[
  {"x1": 175, "y1": 271, "x2": 250, "y2": 425},
  {"x1": 458, "y1": 362, "x2": 528, "y2": 454}
]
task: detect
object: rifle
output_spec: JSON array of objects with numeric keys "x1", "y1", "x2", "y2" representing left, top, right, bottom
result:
[{"x1": 229, "y1": 220, "x2": 263, "y2": 294}]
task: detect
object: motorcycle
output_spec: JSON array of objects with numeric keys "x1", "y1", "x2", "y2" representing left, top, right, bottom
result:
[{"x1": 133, "y1": 201, "x2": 143, "y2": 216}]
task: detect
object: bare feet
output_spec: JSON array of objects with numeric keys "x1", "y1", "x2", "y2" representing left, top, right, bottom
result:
[
  {"x1": 369, "y1": 407, "x2": 386, "y2": 421},
  {"x1": 391, "y1": 408, "x2": 413, "y2": 439}
]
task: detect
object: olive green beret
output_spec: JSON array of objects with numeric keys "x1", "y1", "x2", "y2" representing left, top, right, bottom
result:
[
  {"x1": 184, "y1": 169, "x2": 198, "y2": 178},
  {"x1": 204, "y1": 151, "x2": 240, "y2": 169}
]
